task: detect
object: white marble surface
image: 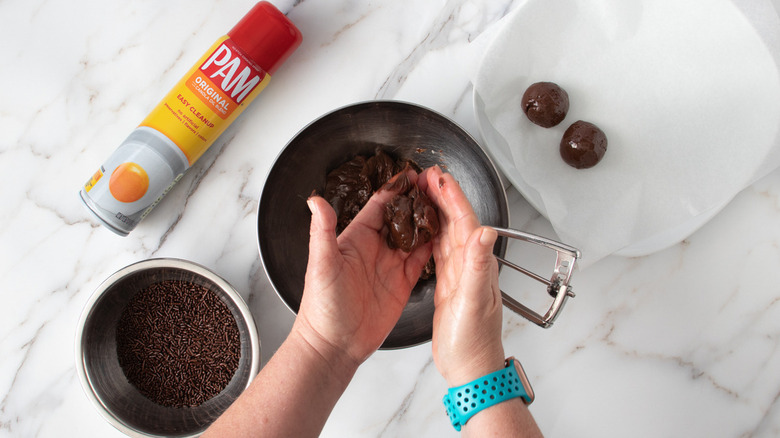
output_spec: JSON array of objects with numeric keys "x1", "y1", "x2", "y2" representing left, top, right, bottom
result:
[{"x1": 2, "y1": 0, "x2": 780, "y2": 437}]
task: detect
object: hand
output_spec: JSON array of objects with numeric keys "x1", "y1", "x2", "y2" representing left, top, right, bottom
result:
[
  {"x1": 419, "y1": 165, "x2": 506, "y2": 386},
  {"x1": 294, "y1": 170, "x2": 433, "y2": 368}
]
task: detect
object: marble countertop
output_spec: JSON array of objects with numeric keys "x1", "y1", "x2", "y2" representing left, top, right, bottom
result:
[{"x1": 2, "y1": 0, "x2": 780, "y2": 436}]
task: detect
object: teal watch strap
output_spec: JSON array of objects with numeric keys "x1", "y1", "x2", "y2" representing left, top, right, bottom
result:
[{"x1": 442, "y1": 357, "x2": 534, "y2": 431}]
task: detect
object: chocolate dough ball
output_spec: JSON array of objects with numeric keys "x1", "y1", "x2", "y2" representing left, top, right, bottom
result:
[
  {"x1": 383, "y1": 174, "x2": 439, "y2": 252},
  {"x1": 522, "y1": 82, "x2": 569, "y2": 128},
  {"x1": 560, "y1": 121, "x2": 608, "y2": 169}
]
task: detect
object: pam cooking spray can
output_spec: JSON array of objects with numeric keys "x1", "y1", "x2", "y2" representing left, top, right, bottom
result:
[{"x1": 79, "y1": 2, "x2": 302, "y2": 236}]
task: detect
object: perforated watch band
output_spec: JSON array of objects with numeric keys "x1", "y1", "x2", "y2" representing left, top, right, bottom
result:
[{"x1": 442, "y1": 357, "x2": 534, "y2": 431}]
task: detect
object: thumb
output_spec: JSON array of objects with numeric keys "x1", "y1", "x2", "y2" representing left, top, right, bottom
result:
[
  {"x1": 307, "y1": 196, "x2": 340, "y2": 266},
  {"x1": 459, "y1": 227, "x2": 500, "y2": 304}
]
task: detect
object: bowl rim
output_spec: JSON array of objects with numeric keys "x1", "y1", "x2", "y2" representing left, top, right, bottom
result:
[
  {"x1": 255, "y1": 99, "x2": 511, "y2": 348},
  {"x1": 74, "y1": 257, "x2": 261, "y2": 438}
]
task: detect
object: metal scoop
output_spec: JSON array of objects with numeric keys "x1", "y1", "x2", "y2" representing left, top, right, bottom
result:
[{"x1": 493, "y1": 227, "x2": 581, "y2": 328}]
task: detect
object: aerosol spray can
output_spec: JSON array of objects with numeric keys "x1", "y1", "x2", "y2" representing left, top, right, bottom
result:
[{"x1": 79, "y1": 2, "x2": 302, "y2": 236}]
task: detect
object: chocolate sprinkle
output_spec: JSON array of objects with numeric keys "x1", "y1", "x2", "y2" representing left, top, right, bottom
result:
[{"x1": 115, "y1": 280, "x2": 240, "y2": 408}]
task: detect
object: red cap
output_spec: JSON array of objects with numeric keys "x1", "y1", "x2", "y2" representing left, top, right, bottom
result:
[{"x1": 228, "y1": 2, "x2": 302, "y2": 75}]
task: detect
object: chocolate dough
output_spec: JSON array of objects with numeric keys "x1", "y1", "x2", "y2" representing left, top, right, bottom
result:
[
  {"x1": 322, "y1": 147, "x2": 438, "y2": 279},
  {"x1": 522, "y1": 81, "x2": 570, "y2": 128},
  {"x1": 560, "y1": 120, "x2": 608, "y2": 169},
  {"x1": 323, "y1": 148, "x2": 405, "y2": 233},
  {"x1": 383, "y1": 173, "x2": 439, "y2": 252}
]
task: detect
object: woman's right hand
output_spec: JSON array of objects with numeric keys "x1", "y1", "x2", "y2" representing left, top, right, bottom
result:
[{"x1": 419, "y1": 165, "x2": 506, "y2": 386}]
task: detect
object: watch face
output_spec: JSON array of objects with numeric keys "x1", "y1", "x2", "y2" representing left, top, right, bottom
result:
[{"x1": 509, "y1": 357, "x2": 535, "y2": 404}]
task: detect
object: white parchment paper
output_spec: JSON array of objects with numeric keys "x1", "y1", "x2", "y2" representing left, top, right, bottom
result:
[{"x1": 472, "y1": 0, "x2": 780, "y2": 266}]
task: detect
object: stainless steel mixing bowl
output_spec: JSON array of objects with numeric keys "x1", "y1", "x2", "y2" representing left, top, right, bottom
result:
[
  {"x1": 75, "y1": 258, "x2": 260, "y2": 437},
  {"x1": 257, "y1": 101, "x2": 509, "y2": 349}
]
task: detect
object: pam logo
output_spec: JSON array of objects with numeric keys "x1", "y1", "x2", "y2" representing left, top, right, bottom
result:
[{"x1": 200, "y1": 41, "x2": 264, "y2": 104}]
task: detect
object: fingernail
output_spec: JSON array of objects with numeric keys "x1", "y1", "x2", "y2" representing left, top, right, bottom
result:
[
  {"x1": 307, "y1": 198, "x2": 318, "y2": 215},
  {"x1": 480, "y1": 227, "x2": 497, "y2": 246}
]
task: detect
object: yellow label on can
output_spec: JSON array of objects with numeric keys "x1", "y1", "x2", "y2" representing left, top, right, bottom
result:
[
  {"x1": 139, "y1": 36, "x2": 270, "y2": 165},
  {"x1": 84, "y1": 167, "x2": 104, "y2": 192}
]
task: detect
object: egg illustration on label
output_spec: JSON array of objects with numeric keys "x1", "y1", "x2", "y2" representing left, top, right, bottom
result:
[{"x1": 109, "y1": 162, "x2": 149, "y2": 203}]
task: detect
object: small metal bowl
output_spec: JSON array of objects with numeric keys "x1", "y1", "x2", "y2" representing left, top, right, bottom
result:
[{"x1": 75, "y1": 258, "x2": 260, "y2": 438}]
